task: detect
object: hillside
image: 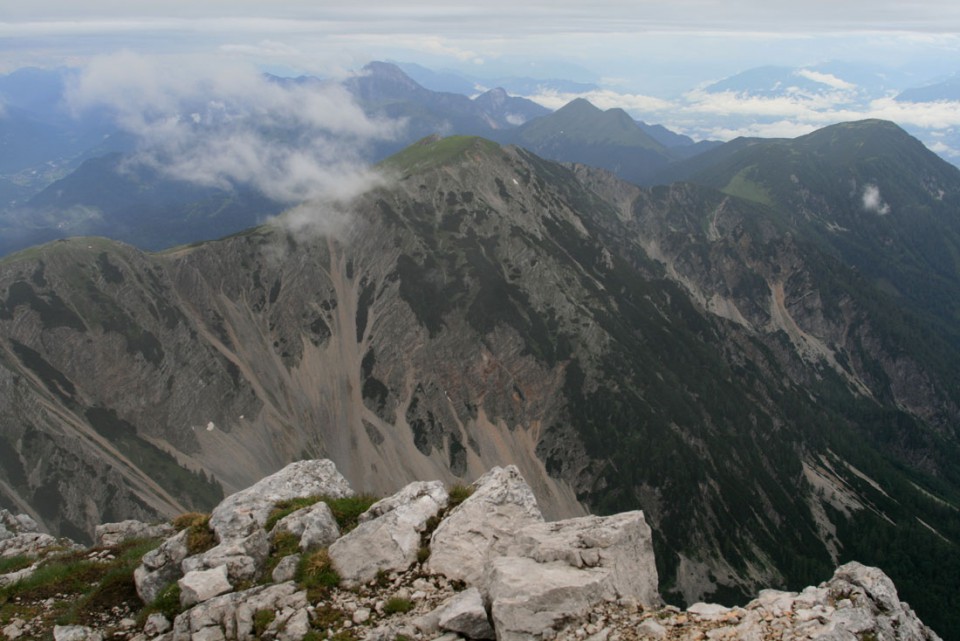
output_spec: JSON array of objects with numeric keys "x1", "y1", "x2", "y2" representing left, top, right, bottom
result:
[{"x1": 0, "y1": 133, "x2": 959, "y2": 635}]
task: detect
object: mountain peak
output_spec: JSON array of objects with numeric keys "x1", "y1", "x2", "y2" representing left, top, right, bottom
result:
[{"x1": 379, "y1": 134, "x2": 503, "y2": 174}]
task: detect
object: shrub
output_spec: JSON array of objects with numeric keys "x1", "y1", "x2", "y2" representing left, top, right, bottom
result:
[
  {"x1": 297, "y1": 549, "x2": 340, "y2": 594},
  {"x1": 383, "y1": 597, "x2": 413, "y2": 615},
  {"x1": 417, "y1": 546, "x2": 430, "y2": 564},
  {"x1": 448, "y1": 484, "x2": 473, "y2": 508}
]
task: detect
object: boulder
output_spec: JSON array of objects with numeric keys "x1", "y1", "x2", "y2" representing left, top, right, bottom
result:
[
  {"x1": 330, "y1": 480, "x2": 448, "y2": 586},
  {"x1": 272, "y1": 500, "x2": 340, "y2": 551},
  {"x1": 134, "y1": 529, "x2": 190, "y2": 603},
  {"x1": 0, "y1": 532, "x2": 70, "y2": 558},
  {"x1": 95, "y1": 520, "x2": 175, "y2": 548},
  {"x1": 0, "y1": 510, "x2": 40, "y2": 539},
  {"x1": 171, "y1": 581, "x2": 308, "y2": 641},
  {"x1": 435, "y1": 587, "x2": 495, "y2": 639},
  {"x1": 52, "y1": 626, "x2": 103, "y2": 641},
  {"x1": 209, "y1": 459, "x2": 353, "y2": 540},
  {"x1": 485, "y1": 556, "x2": 618, "y2": 641},
  {"x1": 427, "y1": 466, "x2": 543, "y2": 585},
  {"x1": 179, "y1": 565, "x2": 233, "y2": 608},
  {"x1": 494, "y1": 511, "x2": 659, "y2": 607},
  {"x1": 271, "y1": 554, "x2": 301, "y2": 583},
  {"x1": 181, "y1": 529, "x2": 270, "y2": 584}
]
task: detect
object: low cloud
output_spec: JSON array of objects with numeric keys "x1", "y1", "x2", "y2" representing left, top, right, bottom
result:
[
  {"x1": 795, "y1": 69, "x2": 857, "y2": 91},
  {"x1": 527, "y1": 88, "x2": 673, "y2": 115},
  {"x1": 67, "y1": 51, "x2": 400, "y2": 232},
  {"x1": 862, "y1": 184, "x2": 891, "y2": 215}
]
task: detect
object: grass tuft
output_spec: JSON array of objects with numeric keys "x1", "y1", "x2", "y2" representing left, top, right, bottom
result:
[
  {"x1": 296, "y1": 549, "x2": 340, "y2": 596},
  {"x1": 383, "y1": 596, "x2": 414, "y2": 615},
  {"x1": 253, "y1": 608, "x2": 277, "y2": 636},
  {"x1": 447, "y1": 483, "x2": 473, "y2": 508},
  {"x1": 0, "y1": 556, "x2": 33, "y2": 575},
  {"x1": 265, "y1": 496, "x2": 324, "y2": 532},
  {"x1": 322, "y1": 494, "x2": 378, "y2": 533}
]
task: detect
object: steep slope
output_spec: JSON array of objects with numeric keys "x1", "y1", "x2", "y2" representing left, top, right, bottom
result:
[
  {"x1": 662, "y1": 120, "x2": 960, "y2": 358},
  {"x1": 0, "y1": 134, "x2": 959, "y2": 634}
]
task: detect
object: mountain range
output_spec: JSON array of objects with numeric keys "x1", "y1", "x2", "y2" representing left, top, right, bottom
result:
[{"x1": 1, "y1": 121, "x2": 959, "y2": 637}]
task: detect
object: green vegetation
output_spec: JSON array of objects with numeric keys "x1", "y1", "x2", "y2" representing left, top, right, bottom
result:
[
  {"x1": 0, "y1": 556, "x2": 32, "y2": 575},
  {"x1": 172, "y1": 512, "x2": 217, "y2": 555},
  {"x1": 296, "y1": 549, "x2": 340, "y2": 596},
  {"x1": 265, "y1": 496, "x2": 324, "y2": 531},
  {"x1": 144, "y1": 582, "x2": 183, "y2": 621},
  {"x1": 323, "y1": 495, "x2": 378, "y2": 533},
  {"x1": 0, "y1": 538, "x2": 165, "y2": 632},
  {"x1": 253, "y1": 608, "x2": 277, "y2": 636},
  {"x1": 383, "y1": 596, "x2": 413, "y2": 615},
  {"x1": 380, "y1": 135, "x2": 502, "y2": 175},
  {"x1": 447, "y1": 483, "x2": 473, "y2": 508}
]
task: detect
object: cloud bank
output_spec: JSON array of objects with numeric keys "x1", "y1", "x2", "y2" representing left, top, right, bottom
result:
[{"x1": 68, "y1": 52, "x2": 400, "y2": 231}]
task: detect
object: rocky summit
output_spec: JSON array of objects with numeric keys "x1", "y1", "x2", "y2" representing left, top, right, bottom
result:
[{"x1": 0, "y1": 461, "x2": 942, "y2": 641}]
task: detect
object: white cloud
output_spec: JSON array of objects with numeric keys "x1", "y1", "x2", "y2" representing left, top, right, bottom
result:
[
  {"x1": 795, "y1": 69, "x2": 857, "y2": 91},
  {"x1": 862, "y1": 184, "x2": 891, "y2": 215},
  {"x1": 526, "y1": 88, "x2": 673, "y2": 114},
  {"x1": 67, "y1": 52, "x2": 399, "y2": 229}
]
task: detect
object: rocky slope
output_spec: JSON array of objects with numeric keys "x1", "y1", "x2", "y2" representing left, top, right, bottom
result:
[
  {"x1": 0, "y1": 461, "x2": 943, "y2": 641},
  {"x1": 0, "y1": 133, "x2": 959, "y2": 633}
]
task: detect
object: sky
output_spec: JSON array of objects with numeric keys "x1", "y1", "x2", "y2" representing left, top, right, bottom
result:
[{"x1": 3, "y1": 1, "x2": 960, "y2": 162}]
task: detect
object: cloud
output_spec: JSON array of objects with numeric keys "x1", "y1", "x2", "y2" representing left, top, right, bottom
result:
[
  {"x1": 795, "y1": 69, "x2": 857, "y2": 91},
  {"x1": 526, "y1": 88, "x2": 673, "y2": 114},
  {"x1": 67, "y1": 51, "x2": 399, "y2": 231},
  {"x1": 862, "y1": 184, "x2": 891, "y2": 215}
]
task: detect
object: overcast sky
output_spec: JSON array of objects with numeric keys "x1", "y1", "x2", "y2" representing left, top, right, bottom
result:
[
  {"x1": 4, "y1": 1, "x2": 960, "y2": 90},
  {"x1": 4, "y1": 1, "x2": 960, "y2": 159}
]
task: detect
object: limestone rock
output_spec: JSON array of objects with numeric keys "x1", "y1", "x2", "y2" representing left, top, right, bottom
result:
[
  {"x1": 330, "y1": 480, "x2": 448, "y2": 585},
  {"x1": 179, "y1": 565, "x2": 233, "y2": 608},
  {"x1": 209, "y1": 459, "x2": 353, "y2": 541},
  {"x1": 427, "y1": 466, "x2": 543, "y2": 585},
  {"x1": 171, "y1": 581, "x2": 308, "y2": 641},
  {"x1": 181, "y1": 528, "x2": 270, "y2": 584},
  {"x1": 272, "y1": 500, "x2": 340, "y2": 551},
  {"x1": 495, "y1": 511, "x2": 659, "y2": 608},
  {"x1": 485, "y1": 556, "x2": 617, "y2": 641},
  {"x1": 53, "y1": 625, "x2": 103, "y2": 641},
  {"x1": 95, "y1": 520, "x2": 175, "y2": 548},
  {"x1": 0, "y1": 510, "x2": 40, "y2": 539},
  {"x1": 0, "y1": 531, "x2": 69, "y2": 558},
  {"x1": 143, "y1": 613, "x2": 172, "y2": 637},
  {"x1": 271, "y1": 554, "x2": 300, "y2": 583},
  {"x1": 436, "y1": 587, "x2": 495, "y2": 639},
  {"x1": 135, "y1": 529, "x2": 189, "y2": 604}
]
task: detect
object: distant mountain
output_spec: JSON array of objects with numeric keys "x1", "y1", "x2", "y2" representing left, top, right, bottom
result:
[
  {"x1": 496, "y1": 98, "x2": 677, "y2": 185},
  {"x1": 391, "y1": 61, "x2": 480, "y2": 95},
  {"x1": 896, "y1": 73, "x2": 960, "y2": 102},
  {"x1": 1, "y1": 153, "x2": 285, "y2": 255},
  {"x1": 2, "y1": 132, "x2": 960, "y2": 635}
]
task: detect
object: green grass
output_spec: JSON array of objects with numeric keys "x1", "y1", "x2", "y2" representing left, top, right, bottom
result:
[
  {"x1": 721, "y1": 166, "x2": 774, "y2": 206},
  {"x1": 265, "y1": 496, "x2": 324, "y2": 531},
  {"x1": 253, "y1": 608, "x2": 277, "y2": 636},
  {"x1": 172, "y1": 512, "x2": 217, "y2": 555},
  {"x1": 322, "y1": 495, "x2": 379, "y2": 533},
  {"x1": 380, "y1": 136, "x2": 502, "y2": 175},
  {"x1": 296, "y1": 549, "x2": 340, "y2": 595},
  {"x1": 447, "y1": 483, "x2": 473, "y2": 508},
  {"x1": 383, "y1": 596, "x2": 413, "y2": 615},
  {"x1": 0, "y1": 556, "x2": 33, "y2": 575}
]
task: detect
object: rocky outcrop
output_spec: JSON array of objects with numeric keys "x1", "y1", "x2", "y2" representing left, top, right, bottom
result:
[
  {"x1": 330, "y1": 480, "x2": 448, "y2": 586},
  {"x1": 427, "y1": 466, "x2": 544, "y2": 585},
  {"x1": 94, "y1": 520, "x2": 175, "y2": 548},
  {"x1": 0, "y1": 461, "x2": 945, "y2": 641}
]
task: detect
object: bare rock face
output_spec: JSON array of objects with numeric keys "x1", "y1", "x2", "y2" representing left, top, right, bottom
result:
[
  {"x1": 209, "y1": 460, "x2": 353, "y2": 541},
  {"x1": 329, "y1": 480, "x2": 448, "y2": 586},
  {"x1": 134, "y1": 529, "x2": 190, "y2": 603},
  {"x1": 434, "y1": 587, "x2": 495, "y2": 639},
  {"x1": 427, "y1": 466, "x2": 543, "y2": 585}
]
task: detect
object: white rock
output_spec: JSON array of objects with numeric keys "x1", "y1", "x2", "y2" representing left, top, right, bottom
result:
[
  {"x1": 181, "y1": 528, "x2": 270, "y2": 584},
  {"x1": 171, "y1": 581, "x2": 307, "y2": 641},
  {"x1": 435, "y1": 587, "x2": 495, "y2": 640},
  {"x1": 354, "y1": 607, "x2": 372, "y2": 624},
  {"x1": 143, "y1": 613, "x2": 172, "y2": 636},
  {"x1": 271, "y1": 554, "x2": 301, "y2": 583},
  {"x1": 330, "y1": 480, "x2": 448, "y2": 586},
  {"x1": 636, "y1": 619, "x2": 667, "y2": 639},
  {"x1": 494, "y1": 511, "x2": 660, "y2": 608},
  {"x1": 427, "y1": 466, "x2": 543, "y2": 585},
  {"x1": 178, "y1": 565, "x2": 233, "y2": 608},
  {"x1": 53, "y1": 625, "x2": 103, "y2": 641},
  {"x1": 687, "y1": 602, "x2": 732, "y2": 619},
  {"x1": 135, "y1": 529, "x2": 190, "y2": 604},
  {"x1": 2, "y1": 619, "x2": 25, "y2": 640},
  {"x1": 272, "y1": 500, "x2": 340, "y2": 551},
  {"x1": 209, "y1": 459, "x2": 353, "y2": 540},
  {"x1": 95, "y1": 520, "x2": 175, "y2": 547}
]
